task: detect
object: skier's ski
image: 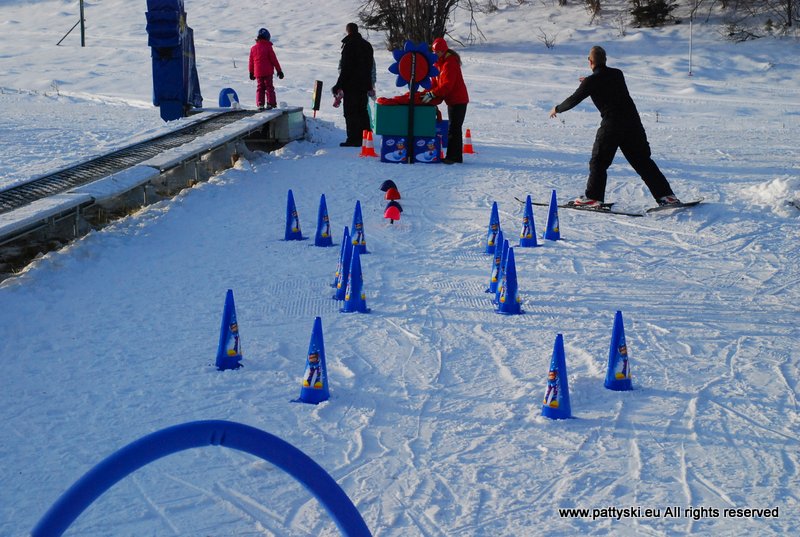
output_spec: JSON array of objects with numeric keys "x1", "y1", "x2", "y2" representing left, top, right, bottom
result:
[
  {"x1": 645, "y1": 198, "x2": 704, "y2": 213},
  {"x1": 515, "y1": 196, "x2": 704, "y2": 217},
  {"x1": 514, "y1": 197, "x2": 643, "y2": 217}
]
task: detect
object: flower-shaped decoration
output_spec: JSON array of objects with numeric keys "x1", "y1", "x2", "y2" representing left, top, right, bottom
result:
[{"x1": 388, "y1": 40, "x2": 440, "y2": 90}]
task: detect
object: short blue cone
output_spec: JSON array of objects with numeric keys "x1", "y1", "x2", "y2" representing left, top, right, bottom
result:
[
  {"x1": 341, "y1": 247, "x2": 370, "y2": 313},
  {"x1": 541, "y1": 334, "x2": 572, "y2": 419},
  {"x1": 215, "y1": 289, "x2": 243, "y2": 371},
  {"x1": 350, "y1": 200, "x2": 369, "y2": 254},
  {"x1": 485, "y1": 201, "x2": 501, "y2": 254},
  {"x1": 331, "y1": 226, "x2": 350, "y2": 289},
  {"x1": 497, "y1": 247, "x2": 523, "y2": 315},
  {"x1": 285, "y1": 189, "x2": 304, "y2": 241},
  {"x1": 543, "y1": 189, "x2": 561, "y2": 241},
  {"x1": 604, "y1": 310, "x2": 633, "y2": 391},
  {"x1": 295, "y1": 316, "x2": 330, "y2": 404},
  {"x1": 494, "y1": 239, "x2": 510, "y2": 305},
  {"x1": 519, "y1": 195, "x2": 539, "y2": 247},
  {"x1": 333, "y1": 229, "x2": 353, "y2": 300},
  {"x1": 485, "y1": 228, "x2": 505, "y2": 293},
  {"x1": 314, "y1": 194, "x2": 333, "y2": 247}
]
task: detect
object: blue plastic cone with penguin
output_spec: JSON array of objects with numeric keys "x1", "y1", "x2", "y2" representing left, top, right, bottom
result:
[
  {"x1": 485, "y1": 228, "x2": 505, "y2": 293},
  {"x1": 485, "y1": 201, "x2": 501, "y2": 254},
  {"x1": 519, "y1": 195, "x2": 539, "y2": 247},
  {"x1": 497, "y1": 247, "x2": 523, "y2": 315},
  {"x1": 350, "y1": 200, "x2": 368, "y2": 254},
  {"x1": 605, "y1": 310, "x2": 633, "y2": 391},
  {"x1": 285, "y1": 189, "x2": 304, "y2": 241},
  {"x1": 215, "y1": 289, "x2": 243, "y2": 371},
  {"x1": 493, "y1": 239, "x2": 510, "y2": 305},
  {"x1": 314, "y1": 194, "x2": 333, "y2": 247},
  {"x1": 333, "y1": 228, "x2": 353, "y2": 300},
  {"x1": 541, "y1": 334, "x2": 572, "y2": 420},
  {"x1": 543, "y1": 189, "x2": 561, "y2": 241},
  {"x1": 341, "y1": 246, "x2": 370, "y2": 313},
  {"x1": 295, "y1": 316, "x2": 330, "y2": 404}
]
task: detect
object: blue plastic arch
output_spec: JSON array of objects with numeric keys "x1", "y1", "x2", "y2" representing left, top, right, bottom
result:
[{"x1": 32, "y1": 420, "x2": 372, "y2": 537}]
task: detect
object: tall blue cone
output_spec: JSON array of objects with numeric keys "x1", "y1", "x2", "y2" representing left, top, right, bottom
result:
[
  {"x1": 314, "y1": 194, "x2": 333, "y2": 247},
  {"x1": 541, "y1": 334, "x2": 572, "y2": 419},
  {"x1": 604, "y1": 310, "x2": 633, "y2": 391},
  {"x1": 494, "y1": 239, "x2": 510, "y2": 305},
  {"x1": 350, "y1": 200, "x2": 368, "y2": 254},
  {"x1": 485, "y1": 201, "x2": 501, "y2": 254},
  {"x1": 215, "y1": 289, "x2": 243, "y2": 371},
  {"x1": 485, "y1": 228, "x2": 505, "y2": 293},
  {"x1": 333, "y1": 229, "x2": 353, "y2": 300},
  {"x1": 331, "y1": 226, "x2": 350, "y2": 289},
  {"x1": 543, "y1": 189, "x2": 561, "y2": 241},
  {"x1": 341, "y1": 247, "x2": 370, "y2": 313},
  {"x1": 295, "y1": 316, "x2": 330, "y2": 404},
  {"x1": 497, "y1": 247, "x2": 523, "y2": 315},
  {"x1": 285, "y1": 189, "x2": 304, "y2": 241},
  {"x1": 519, "y1": 195, "x2": 539, "y2": 247}
]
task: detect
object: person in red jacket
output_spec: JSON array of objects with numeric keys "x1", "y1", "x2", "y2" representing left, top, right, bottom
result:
[
  {"x1": 422, "y1": 38, "x2": 470, "y2": 164},
  {"x1": 248, "y1": 28, "x2": 284, "y2": 110}
]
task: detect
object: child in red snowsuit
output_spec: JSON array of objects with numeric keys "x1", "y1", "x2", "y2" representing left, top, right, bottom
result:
[{"x1": 248, "y1": 28, "x2": 284, "y2": 110}]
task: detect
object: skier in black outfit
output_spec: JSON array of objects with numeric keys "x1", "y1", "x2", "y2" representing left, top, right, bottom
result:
[
  {"x1": 332, "y1": 23, "x2": 375, "y2": 147},
  {"x1": 549, "y1": 46, "x2": 680, "y2": 208}
]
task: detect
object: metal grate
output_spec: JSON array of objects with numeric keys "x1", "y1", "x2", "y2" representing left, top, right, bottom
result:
[{"x1": 0, "y1": 110, "x2": 260, "y2": 216}]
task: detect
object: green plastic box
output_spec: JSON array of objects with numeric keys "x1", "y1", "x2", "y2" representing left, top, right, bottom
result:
[{"x1": 370, "y1": 102, "x2": 437, "y2": 136}]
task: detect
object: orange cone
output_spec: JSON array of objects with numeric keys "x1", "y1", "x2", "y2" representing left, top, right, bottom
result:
[
  {"x1": 359, "y1": 130, "x2": 369, "y2": 157},
  {"x1": 364, "y1": 131, "x2": 378, "y2": 157},
  {"x1": 463, "y1": 128, "x2": 475, "y2": 154}
]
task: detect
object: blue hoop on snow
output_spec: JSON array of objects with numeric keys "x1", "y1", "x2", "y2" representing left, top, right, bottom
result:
[{"x1": 32, "y1": 420, "x2": 371, "y2": 537}]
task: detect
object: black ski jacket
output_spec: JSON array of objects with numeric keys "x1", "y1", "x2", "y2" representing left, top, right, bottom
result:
[
  {"x1": 333, "y1": 32, "x2": 374, "y2": 93},
  {"x1": 554, "y1": 65, "x2": 642, "y2": 130}
]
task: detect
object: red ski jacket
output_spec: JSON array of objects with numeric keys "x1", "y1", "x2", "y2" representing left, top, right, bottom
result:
[
  {"x1": 249, "y1": 39, "x2": 282, "y2": 78},
  {"x1": 431, "y1": 51, "x2": 469, "y2": 106}
]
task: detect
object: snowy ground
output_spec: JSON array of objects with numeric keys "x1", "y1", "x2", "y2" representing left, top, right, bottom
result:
[{"x1": 1, "y1": 1, "x2": 800, "y2": 536}]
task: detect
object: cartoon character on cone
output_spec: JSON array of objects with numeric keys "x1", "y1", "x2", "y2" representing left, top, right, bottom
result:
[{"x1": 303, "y1": 348, "x2": 323, "y2": 389}]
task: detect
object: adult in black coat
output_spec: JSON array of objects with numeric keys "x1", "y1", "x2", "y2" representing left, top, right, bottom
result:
[
  {"x1": 332, "y1": 23, "x2": 375, "y2": 147},
  {"x1": 549, "y1": 46, "x2": 679, "y2": 207}
]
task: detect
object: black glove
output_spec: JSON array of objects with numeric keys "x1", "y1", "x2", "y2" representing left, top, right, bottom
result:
[
  {"x1": 277, "y1": 71, "x2": 284, "y2": 80},
  {"x1": 249, "y1": 72, "x2": 255, "y2": 81},
  {"x1": 331, "y1": 84, "x2": 340, "y2": 96}
]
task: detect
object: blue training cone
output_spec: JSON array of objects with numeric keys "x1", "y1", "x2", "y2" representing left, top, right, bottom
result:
[
  {"x1": 295, "y1": 316, "x2": 330, "y2": 404},
  {"x1": 485, "y1": 228, "x2": 505, "y2": 293},
  {"x1": 604, "y1": 310, "x2": 633, "y2": 391},
  {"x1": 215, "y1": 289, "x2": 243, "y2": 371},
  {"x1": 541, "y1": 334, "x2": 572, "y2": 419},
  {"x1": 341, "y1": 247, "x2": 370, "y2": 313},
  {"x1": 519, "y1": 195, "x2": 539, "y2": 247},
  {"x1": 494, "y1": 239, "x2": 510, "y2": 305},
  {"x1": 314, "y1": 194, "x2": 333, "y2": 247},
  {"x1": 331, "y1": 226, "x2": 350, "y2": 289},
  {"x1": 485, "y1": 201, "x2": 501, "y2": 254},
  {"x1": 497, "y1": 247, "x2": 523, "y2": 315},
  {"x1": 350, "y1": 200, "x2": 369, "y2": 254},
  {"x1": 285, "y1": 189, "x2": 304, "y2": 241},
  {"x1": 333, "y1": 229, "x2": 353, "y2": 300},
  {"x1": 543, "y1": 189, "x2": 561, "y2": 241}
]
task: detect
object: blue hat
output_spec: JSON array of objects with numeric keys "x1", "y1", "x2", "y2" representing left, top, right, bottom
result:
[{"x1": 257, "y1": 28, "x2": 270, "y2": 40}]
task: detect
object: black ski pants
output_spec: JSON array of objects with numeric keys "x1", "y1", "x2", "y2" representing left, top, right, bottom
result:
[
  {"x1": 445, "y1": 103, "x2": 468, "y2": 163},
  {"x1": 585, "y1": 123, "x2": 673, "y2": 202},
  {"x1": 343, "y1": 90, "x2": 370, "y2": 144}
]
